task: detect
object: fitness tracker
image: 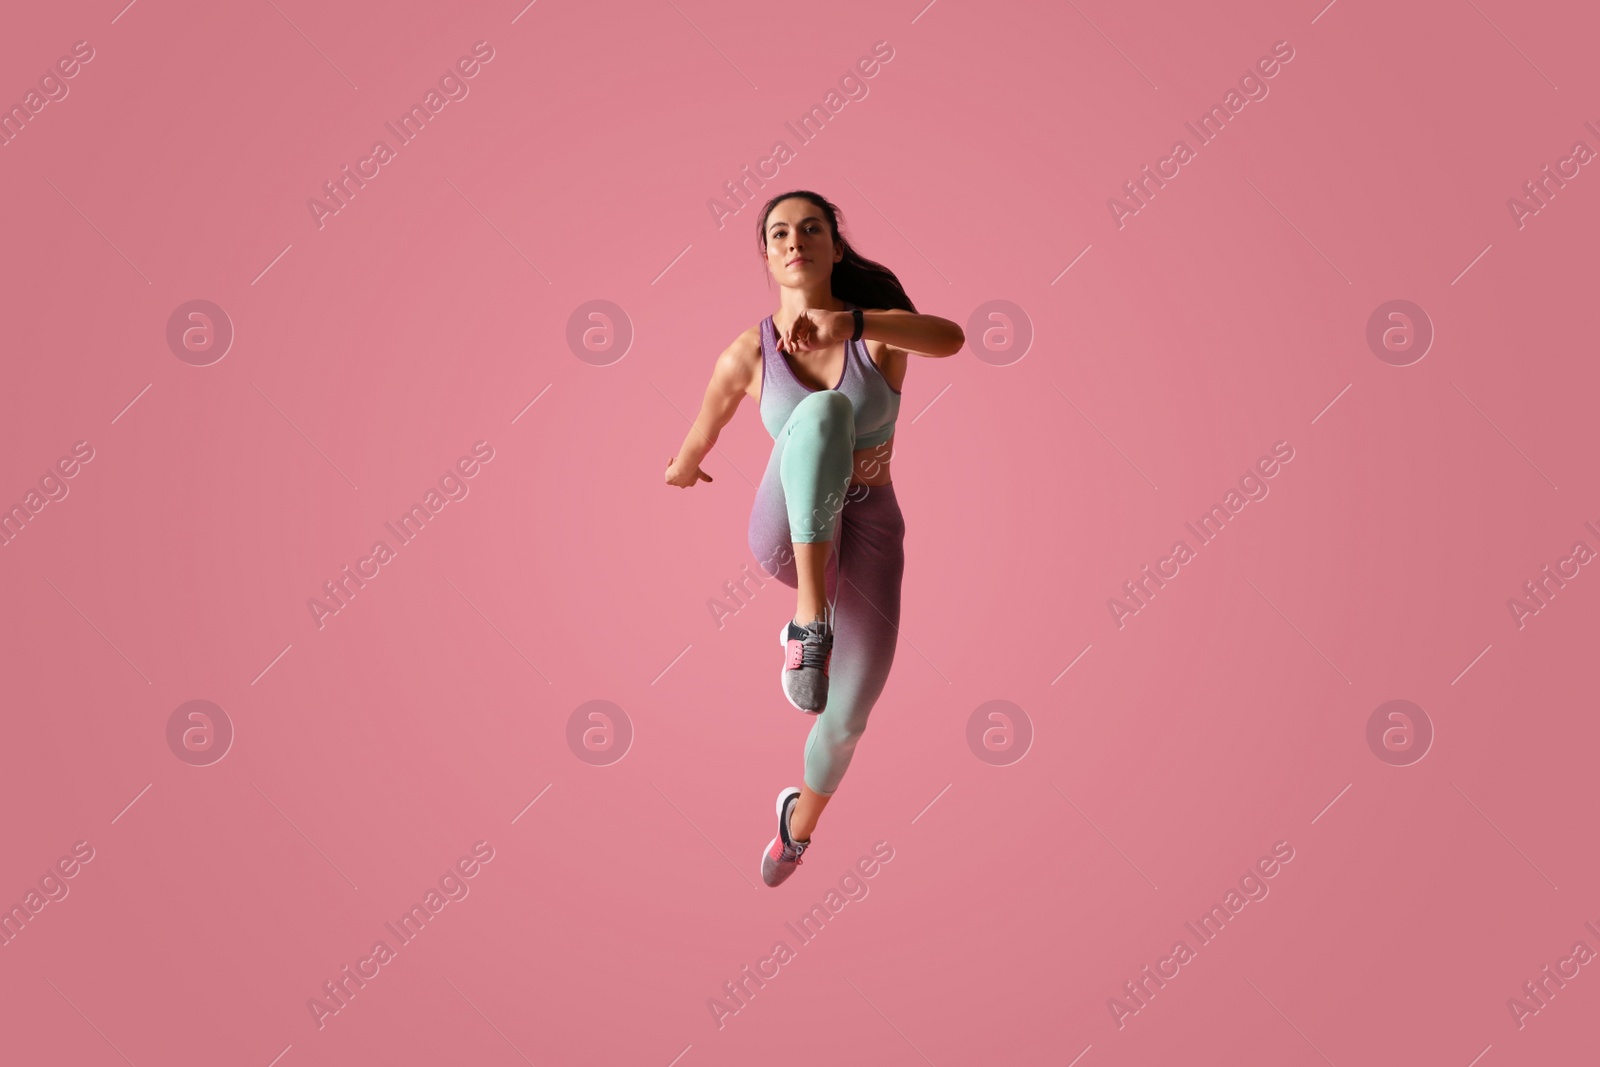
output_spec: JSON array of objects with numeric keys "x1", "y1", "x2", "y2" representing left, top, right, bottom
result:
[{"x1": 849, "y1": 307, "x2": 864, "y2": 342}]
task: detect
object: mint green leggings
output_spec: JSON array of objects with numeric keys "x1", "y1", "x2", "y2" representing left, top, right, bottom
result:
[
  {"x1": 775, "y1": 391, "x2": 858, "y2": 542},
  {"x1": 747, "y1": 391, "x2": 906, "y2": 795}
]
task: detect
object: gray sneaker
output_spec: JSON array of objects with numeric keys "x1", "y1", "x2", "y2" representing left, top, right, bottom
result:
[
  {"x1": 760, "y1": 787, "x2": 810, "y2": 888},
  {"x1": 780, "y1": 618, "x2": 833, "y2": 713}
]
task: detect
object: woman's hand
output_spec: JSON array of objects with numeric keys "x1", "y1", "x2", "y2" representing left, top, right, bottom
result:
[
  {"x1": 777, "y1": 308, "x2": 854, "y2": 353},
  {"x1": 665, "y1": 456, "x2": 713, "y2": 488}
]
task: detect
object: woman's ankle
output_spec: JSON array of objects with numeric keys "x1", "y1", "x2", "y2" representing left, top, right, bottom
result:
[{"x1": 789, "y1": 810, "x2": 817, "y2": 842}]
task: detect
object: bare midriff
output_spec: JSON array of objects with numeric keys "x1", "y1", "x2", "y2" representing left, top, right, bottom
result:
[{"x1": 850, "y1": 438, "x2": 894, "y2": 487}]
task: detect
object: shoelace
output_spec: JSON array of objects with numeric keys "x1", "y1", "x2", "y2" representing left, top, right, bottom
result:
[{"x1": 798, "y1": 626, "x2": 831, "y2": 670}]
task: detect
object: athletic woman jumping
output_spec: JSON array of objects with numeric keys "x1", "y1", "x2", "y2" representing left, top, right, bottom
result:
[{"x1": 664, "y1": 190, "x2": 965, "y2": 887}]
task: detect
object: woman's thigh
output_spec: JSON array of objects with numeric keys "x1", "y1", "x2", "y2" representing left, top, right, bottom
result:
[{"x1": 748, "y1": 445, "x2": 850, "y2": 581}]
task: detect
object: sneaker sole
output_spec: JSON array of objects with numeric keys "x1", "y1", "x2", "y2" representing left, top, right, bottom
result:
[
  {"x1": 759, "y1": 786, "x2": 804, "y2": 884},
  {"x1": 779, "y1": 621, "x2": 825, "y2": 715}
]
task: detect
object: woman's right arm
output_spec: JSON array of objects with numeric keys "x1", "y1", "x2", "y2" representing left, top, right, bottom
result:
[{"x1": 665, "y1": 329, "x2": 758, "y2": 489}]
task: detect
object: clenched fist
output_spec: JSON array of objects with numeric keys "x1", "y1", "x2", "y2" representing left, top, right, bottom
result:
[{"x1": 665, "y1": 456, "x2": 713, "y2": 488}]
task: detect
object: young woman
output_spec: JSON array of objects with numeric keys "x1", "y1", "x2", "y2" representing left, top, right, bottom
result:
[{"x1": 665, "y1": 190, "x2": 964, "y2": 887}]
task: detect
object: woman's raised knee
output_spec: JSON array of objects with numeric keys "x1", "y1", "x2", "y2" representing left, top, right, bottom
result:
[{"x1": 793, "y1": 389, "x2": 854, "y2": 432}]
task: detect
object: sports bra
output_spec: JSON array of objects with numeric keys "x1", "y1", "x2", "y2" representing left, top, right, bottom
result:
[{"x1": 757, "y1": 302, "x2": 901, "y2": 450}]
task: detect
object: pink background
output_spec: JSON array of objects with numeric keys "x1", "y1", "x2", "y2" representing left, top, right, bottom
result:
[{"x1": 2, "y1": 0, "x2": 1598, "y2": 1064}]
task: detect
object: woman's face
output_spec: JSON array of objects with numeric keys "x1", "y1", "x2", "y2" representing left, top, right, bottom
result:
[{"x1": 763, "y1": 198, "x2": 842, "y2": 286}]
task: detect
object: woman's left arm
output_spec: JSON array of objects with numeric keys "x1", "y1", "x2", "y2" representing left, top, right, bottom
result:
[
  {"x1": 858, "y1": 309, "x2": 965, "y2": 358},
  {"x1": 779, "y1": 307, "x2": 966, "y2": 356}
]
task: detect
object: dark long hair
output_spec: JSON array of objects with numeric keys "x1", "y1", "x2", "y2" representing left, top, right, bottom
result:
[{"x1": 755, "y1": 190, "x2": 917, "y2": 313}]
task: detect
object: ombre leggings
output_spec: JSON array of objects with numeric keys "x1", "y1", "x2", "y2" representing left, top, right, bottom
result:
[{"x1": 747, "y1": 391, "x2": 905, "y2": 797}]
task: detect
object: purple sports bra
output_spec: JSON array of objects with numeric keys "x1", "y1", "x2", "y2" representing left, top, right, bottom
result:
[{"x1": 757, "y1": 303, "x2": 901, "y2": 450}]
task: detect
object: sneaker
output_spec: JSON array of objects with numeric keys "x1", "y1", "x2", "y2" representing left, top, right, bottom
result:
[
  {"x1": 760, "y1": 786, "x2": 810, "y2": 888},
  {"x1": 780, "y1": 618, "x2": 833, "y2": 713}
]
